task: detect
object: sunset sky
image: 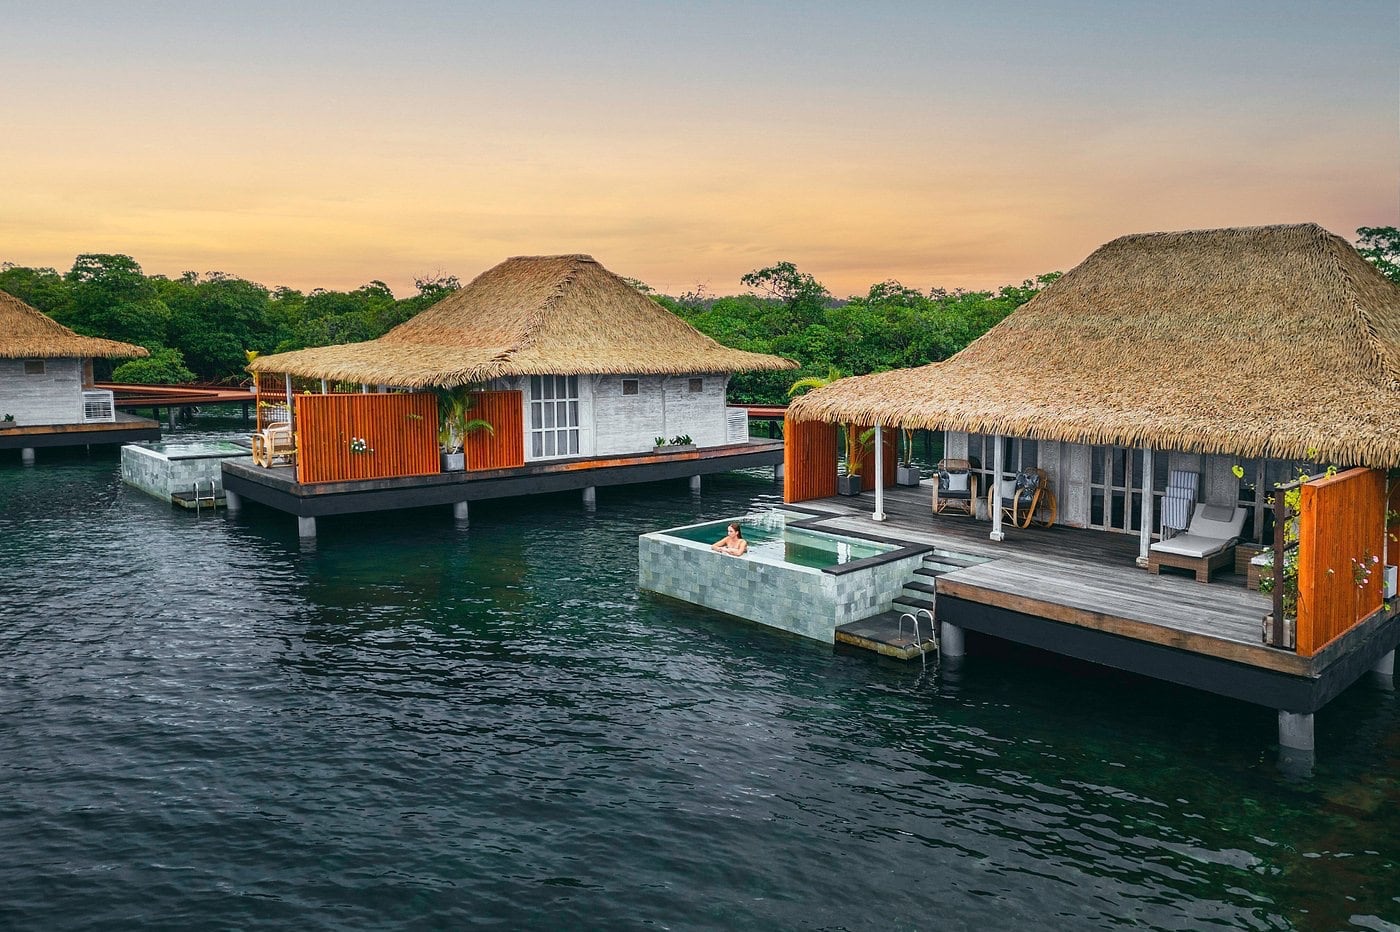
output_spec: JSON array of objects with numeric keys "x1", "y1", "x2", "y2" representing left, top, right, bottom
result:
[{"x1": 3, "y1": 1, "x2": 1396, "y2": 298}]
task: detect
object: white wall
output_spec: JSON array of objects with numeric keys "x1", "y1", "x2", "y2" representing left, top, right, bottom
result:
[
  {"x1": 592, "y1": 374, "x2": 730, "y2": 455},
  {"x1": 0, "y1": 357, "x2": 83, "y2": 425}
]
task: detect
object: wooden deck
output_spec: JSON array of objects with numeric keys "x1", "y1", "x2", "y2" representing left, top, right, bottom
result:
[
  {"x1": 797, "y1": 481, "x2": 1400, "y2": 713},
  {"x1": 223, "y1": 439, "x2": 786, "y2": 518},
  {"x1": 0, "y1": 412, "x2": 161, "y2": 450}
]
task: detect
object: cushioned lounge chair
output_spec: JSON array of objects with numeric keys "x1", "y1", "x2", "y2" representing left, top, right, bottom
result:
[
  {"x1": 1147, "y1": 504, "x2": 1247, "y2": 583},
  {"x1": 932, "y1": 458, "x2": 978, "y2": 517}
]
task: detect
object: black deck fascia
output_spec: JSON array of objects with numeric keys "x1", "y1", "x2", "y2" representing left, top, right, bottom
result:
[
  {"x1": 222, "y1": 442, "x2": 784, "y2": 517},
  {"x1": 939, "y1": 594, "x2": 1400, "y2": 713}
]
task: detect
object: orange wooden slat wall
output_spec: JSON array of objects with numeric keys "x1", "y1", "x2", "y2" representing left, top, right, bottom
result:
[
  {"x1": 1295, "y1": 467, "x2": 1386, "y2": 657},
  {"x1": 784, "y1": 416, "x2": 837, "y2": 503},
  {"x1": 294, "y1": 393, "x2": 440, "y2": 484},
  {"x1": 851, "y1": 425, "x2": 896, "y2": 486},
  {"x1": 464, "y1": 390, "x2": 525, "y2": 471}
]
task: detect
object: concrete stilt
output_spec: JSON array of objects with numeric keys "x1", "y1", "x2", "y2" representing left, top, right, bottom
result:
[
  {"x1": 224, "y1": 489, "x2": 242, "y2": 512},
  {"x1": 167, "y1": 407, "x2": 177, "y2": 431},
  {"x1": 773, "y1": 462, "x2": 784, "y2": 481},
  {"x1": 582, "y1": 486, "x2": 597, "y2": 507},
  {"x1": 939, "y1": 621, "x2": 965, "y2": 658},
  {"x1": 689, "y1": 474, "x2": 702, "y2": 494},
  {"x1": 297, "y1": 515, "x2": 317, "y2": 539},
  {"x1": 452, "y1": 501, "x2": 470, "y2": 525},
  {"x1": 1373, "y1": 649, "x2": 1395, "y2": 677},
  {"x1": 1278, "y1": 710, "x2": 1315, "y2": 752},
  {"x1": 20, "y1": 447, "x2": 35, "y2": 466}
]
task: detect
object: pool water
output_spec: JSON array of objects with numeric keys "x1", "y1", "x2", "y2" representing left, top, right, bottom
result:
[
  {"x1": 141, "y1": 439, "x2": 251, "y2": 459},
  {"x1": 666, "y1": 513, "x2": 895, "y2": 569}
]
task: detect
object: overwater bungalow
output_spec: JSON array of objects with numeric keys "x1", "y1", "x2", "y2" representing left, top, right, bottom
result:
[
  {"x1": 226, "y1": 254, "x2": 795, "y2": 537},
  {"x1": 0, "y1": 291, "x2": 159, "y2": 463},
  {"x1": 783, "y1": 223, "x2": 1400, "y2": 756}
]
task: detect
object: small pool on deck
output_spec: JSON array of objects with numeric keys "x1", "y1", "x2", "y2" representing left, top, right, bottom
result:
[
  {"x1": 664, "y1": 512, "x2": 896, "y2": 570},
  {"x1": 120, "y1": 440, "x2": 251, "y2": 504},
  {"x1": 638, "y1": 510, "x2": 927, "y2": 643}
]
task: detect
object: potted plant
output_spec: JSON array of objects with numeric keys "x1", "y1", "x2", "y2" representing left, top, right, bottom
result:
[
  {"x1": 653, "y1": 434, "x2": 695, "y2": 453},
  {"x1": 787, "y1": 367, "x2": 868, "y2": 495},
  {"x1": 437, "y1": 387, "x2": 494, "y2": 471},
  {"x1": 896, "y1": 427, "x2": 922, "y2": 486}
]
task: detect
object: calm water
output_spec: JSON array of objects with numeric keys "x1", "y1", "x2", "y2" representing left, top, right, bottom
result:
[{"x1": 2, "y1": 425, "x2": 1399, "y2": 931}]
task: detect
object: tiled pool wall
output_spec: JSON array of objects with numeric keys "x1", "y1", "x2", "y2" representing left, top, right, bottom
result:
[
  {"x1": 638, "y1": 532, "x2": 926, "y2": 643},
  {"x1": 120, "y1": 444, "x2": 243, "y2": 502}
]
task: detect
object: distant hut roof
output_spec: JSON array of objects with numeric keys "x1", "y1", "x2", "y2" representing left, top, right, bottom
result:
[
  {"x1": 0, "y1": 290, "x2": 149, "y2": 360},
  {"x1": 788, "y1": 223, "x2": 1400, "y2": 467},
  {"x1": 250, "y1": 254, "x2": 796, "y2": 386}
]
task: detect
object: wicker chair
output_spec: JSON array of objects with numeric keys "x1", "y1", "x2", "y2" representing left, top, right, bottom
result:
[
  {"x1": 987, "y1": 467, "x2": 1053, "y2": 529},
  {"x1": 251, "y1": 421, "x2": 297, "y2": 468},
  {"x1": 931, "y1": 458, "x2": 979, "y2": 517}
]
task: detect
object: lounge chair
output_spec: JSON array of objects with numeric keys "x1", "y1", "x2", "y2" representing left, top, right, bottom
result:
[
  {"x1": 251, "y1": 421, "x2": 296, "y2": 468},
  {"x1": 1160, "y1": 469, "x2": 1199, "y2": 539},
  {"x1": 1147, "y1": 504, "x2": 1247, "y2": 583},
  {"x1": 931, "y1": 458, "x2": 978, "y2": 517},
  {"x1": 987, "y1": 467, "x2": 1052, "y2": 529}
]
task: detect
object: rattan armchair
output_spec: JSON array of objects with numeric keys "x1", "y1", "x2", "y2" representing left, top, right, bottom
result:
[
  {"x1": 987, "y1": 467, "x2": 1053, "y2": 529},
  {"x1": 931, "y1": 458, "x2": 979, "y2": 517},
  {"x1": 251, "y1": 421, "x2": 297, "y2": 468}
]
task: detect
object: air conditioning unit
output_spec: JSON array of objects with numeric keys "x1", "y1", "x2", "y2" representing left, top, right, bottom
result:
[
  {"x1": 726, "y1": 407, "x2": 748, "y2": 444},
  {"x1": 82, "y1": 390, "x2": 116, "y2": 423}
]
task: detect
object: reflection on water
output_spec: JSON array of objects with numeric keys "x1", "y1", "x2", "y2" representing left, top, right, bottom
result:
[{"x1": 0, "y1": 423, "x2": 1398, "y2": 930}]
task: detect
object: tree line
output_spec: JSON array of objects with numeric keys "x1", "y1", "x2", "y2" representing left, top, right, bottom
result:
[{"x1": 4, "y1": 226, "x2": 1396, "y2": 405}]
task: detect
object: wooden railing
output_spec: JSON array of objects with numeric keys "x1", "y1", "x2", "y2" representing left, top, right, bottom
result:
[
  {"x1": 464, "y1": 390, "x2": 525, "y2": 471},
  {"x1": 784, "y1": 416, "x2": 837, "y2": 503},
  {"x1": 294, "y1": 393, "x2": 439, "y2": 484},
  {"x1": 1294, "y1": 467, "x2": 1386, "y2": 656}
]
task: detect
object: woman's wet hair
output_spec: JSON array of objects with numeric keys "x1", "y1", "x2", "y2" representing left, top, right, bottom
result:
[{"x1": 729, "y1": 522, "x2": 743, "y2": 537}]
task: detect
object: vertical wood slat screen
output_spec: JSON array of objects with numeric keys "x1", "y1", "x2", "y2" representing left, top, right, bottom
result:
[
  {"x1": 783, "y1": 416, "x2": 837, "y2": 503},
  {"x1": 851, "y1": 428, "x2": 896, "y2": 486},
  {"x1": 464, "y1": 390, "x2": 525, "y2": 471},
  {"x1": 256, "y1": 373, "x2": 289, "y2": 432},
  {"x1": 295, "y1": 393, "x2": 439, "y2": 484},
  {"x1": 1296, "y1": 467, "x2": 1386, "y2": 657}
]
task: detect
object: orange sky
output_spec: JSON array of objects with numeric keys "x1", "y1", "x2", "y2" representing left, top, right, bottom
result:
[{"x1": 2, "y1": 1, "x2": 1396, "y2": 298}]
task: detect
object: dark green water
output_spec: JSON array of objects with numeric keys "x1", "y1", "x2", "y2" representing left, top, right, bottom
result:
[{"x1": 2, "y1": 427, "x2": 1399, "y2": 931}]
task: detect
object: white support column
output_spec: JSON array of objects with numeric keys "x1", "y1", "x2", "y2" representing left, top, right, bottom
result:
[
  {"x1": 20, "y1": 447, "x2": 35, "y2": 466},
  {"x1": 1278, "y1": 710, "x2": 1314, "y2": 752},
  {"x1": 320, "y1": 378, "x2": 328, "y2": 393},
  {"x1": 582, "y1": 486, "x2": 597, "y2": 507},
  {"x1": 452, "y1": 501, "x2": 469, "y2": 525},
  {"x1": 872, "y1": 423, "x2": 887, "y2": 521},
  {"x1": 296, "y1": 515, "x2": 316, "y2": 539},
  {"x1": 940, "y1": 621, "x2": 965, "y2": 657},
  {"x1": 989, "y1": 434, "x2": 1005, "y2": 542},
  {"x1": 689, "y1": 474, "x2": 702, "y2": 494},
  {"x1": 224, "y1": 489, "x2": 242, "y2": 513},
  {"x1": 361, "y1": 384, "x2": 369, "y2": 394},
  {"x1": 1374, "y1": 649, "x2": 1395, "y2": 677},
  {"x1": 284, "y1": 374, "x2": 294, "y2": 425},
  {"x1": 1137, "y1": 446, "x2": 1155, "y2": 567}
]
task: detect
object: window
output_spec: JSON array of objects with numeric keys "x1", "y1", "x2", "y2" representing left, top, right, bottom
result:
[
  {"x1": 529, "y1": 375, "x2": 580, "y2": 458},
  {"x1": 688, "y1": 378, "x2": 704, "y2": 393},
  {"x1": 622, "y1": 379, "x2": 639, "y2": 395},
  {"x1": 23, "y1": 360, "x2": 45, "y2": 376}
]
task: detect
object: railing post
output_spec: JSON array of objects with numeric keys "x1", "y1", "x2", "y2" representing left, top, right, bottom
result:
[{"x1": 1272, "y1": 488, "x2": 1287, "y2": 647}]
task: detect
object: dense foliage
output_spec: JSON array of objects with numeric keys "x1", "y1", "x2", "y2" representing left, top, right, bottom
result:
[
  {"x1": 4, "y1": 225, "x2": 1394, "y2": 403},
  {"x1": 0, "y1": 255, "x2": 459, "y2": 383}
]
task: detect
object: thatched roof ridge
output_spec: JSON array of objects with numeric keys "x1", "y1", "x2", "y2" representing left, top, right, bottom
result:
[
  {"x1": 251, "y1": 254, "x2": 796, "y2": 385},
  {"x1": 788, "y1": 223, "x2": 1400, "y2": 467},
  {"x1": 0, "y1": 290, "x2": 149, "y2": 360}
]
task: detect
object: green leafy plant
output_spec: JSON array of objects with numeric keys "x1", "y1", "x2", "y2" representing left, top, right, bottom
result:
[
  {"x1": 349, "y1": 436, "x2": 372, "y2": 455},
  {"x1": 2, "y1": 413, "x2": 13, "y2": 423},
  {"x1": 436, "y1": 387, "x2": 494, "y2": 454},
  {"x1": 654, "y1": 436, "x2": 666, "y2": 448}
]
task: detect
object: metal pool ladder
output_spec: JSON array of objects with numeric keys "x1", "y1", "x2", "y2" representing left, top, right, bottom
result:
[
  {"x1": 898, "y1": 608, "x2": 936, "y2": 664},
  {"x1": 192, "y1": 478, "x2": 217, "y2": 514}
]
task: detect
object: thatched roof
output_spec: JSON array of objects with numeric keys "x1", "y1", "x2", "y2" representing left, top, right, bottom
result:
[
  {"x1": 250, "y1": 254, "x2": 796, "y2": 386},
  {"x1": 0, "y1": 290, "x2": 149, "y2": 360},
  {"x1": 789, "y1": 223, "x2": 1400, "y2": 468}
]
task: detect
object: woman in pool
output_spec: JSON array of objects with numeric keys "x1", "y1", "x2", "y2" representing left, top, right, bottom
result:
[{"x1": 711, "y1": 522, "x2": 748, "y2": 556}]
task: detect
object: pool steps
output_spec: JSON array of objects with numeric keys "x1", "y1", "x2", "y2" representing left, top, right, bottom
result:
[{"x1": 835, "y1": 551, "x2": 991, "y2": 661}]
